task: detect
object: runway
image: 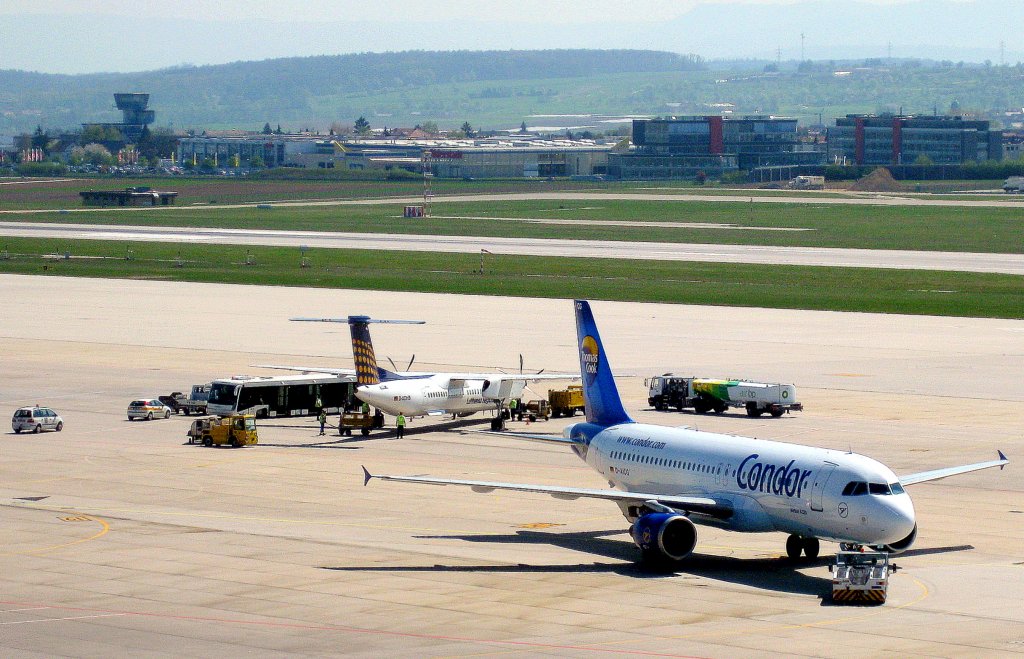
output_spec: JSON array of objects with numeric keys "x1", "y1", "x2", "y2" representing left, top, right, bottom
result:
[
  {"x1": 3, "y1": 221, "x2": 1024, "y2": 274},
  {"x1": 1, "y1": 275, "x2": 1022, "y2": 656}
]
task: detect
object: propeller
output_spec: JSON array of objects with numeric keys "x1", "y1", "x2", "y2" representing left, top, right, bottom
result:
[
  {"x1": 519, "y1": 354, "x2": 545, "y2": 375},
  {"x1": 387, "y1": 355, "x2": 416, "y2": 372}
]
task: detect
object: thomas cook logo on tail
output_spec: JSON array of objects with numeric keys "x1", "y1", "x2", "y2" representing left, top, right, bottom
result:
[{"x1": 580, "y1": 335, "x2": 600, "y2": 385}]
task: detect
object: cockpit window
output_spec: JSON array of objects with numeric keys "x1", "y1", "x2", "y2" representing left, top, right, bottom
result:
[
  {"x1": 869, "y1": 482, "x2": 891, "y2": 495},
  {"x1": 889, "y1": 482, "x2": 905, "y2": 495},
  {"x1": 842, "y1": 481, "x2": 869, "y2": 496}
]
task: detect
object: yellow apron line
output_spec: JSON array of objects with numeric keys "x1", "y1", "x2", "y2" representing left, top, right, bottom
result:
[{"x1": 0, "y1": 514, "x2": 109, "y2": 557}]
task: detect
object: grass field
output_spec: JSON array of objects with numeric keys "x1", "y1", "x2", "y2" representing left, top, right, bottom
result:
[
  {"x1": 0, "y1": 177, "x2": 698, "y2": 211},
  {"x1": 3, "y1": 177, "x2": 1013, "y2": 212},
  {"x1": 1, "y1": 237, "x2": 1021, "y2": 319},
  {"x1": 5, "y1": 196, "x2": 1024, "y2": 254}
]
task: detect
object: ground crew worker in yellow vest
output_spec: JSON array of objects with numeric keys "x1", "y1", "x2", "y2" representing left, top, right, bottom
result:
[
  {"x1": 396, "y1": 413, "x2": 406, "y2": 439},
  {"x1": 361, "y1": 401, "x2": 370, "y2": 415},
  {"x1": 318, "y1": 409, "x2": 327, "y2": 436},
  {"x1": 509, "y1": 398, "x2": 518, "y2": 420}
]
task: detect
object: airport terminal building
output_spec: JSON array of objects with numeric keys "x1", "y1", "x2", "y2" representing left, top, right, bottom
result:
[
  {"x1": 176, "y1": 135, "x2": 610, "y2": 178},
  {"x1": 827, "y1": 114, "x2": 1003, "y2": 165},
  {"x1": 607, "y1": 116, "x2": 824, "y2": 179}
]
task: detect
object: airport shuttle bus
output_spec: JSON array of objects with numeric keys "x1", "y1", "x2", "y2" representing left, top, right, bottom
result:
[{"x1": 206, "y1": 374, "x2": 357, "y2": 418}]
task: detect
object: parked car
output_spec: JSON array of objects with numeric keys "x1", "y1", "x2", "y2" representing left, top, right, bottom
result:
[
  {"x1": 127, "y1": 399, "x2": 172, "y2": 421},
  {"x1": 12, "y1": 406, "x2": 64, "y2": 433}
]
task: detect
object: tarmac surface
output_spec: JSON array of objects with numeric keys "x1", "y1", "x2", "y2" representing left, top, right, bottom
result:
[
  {"x1": 1, "y1": 274, "x2": 1022, "y2": 657},
  {"x1": 3, "y1": 221, "x2": 1024, "y2": 274}
]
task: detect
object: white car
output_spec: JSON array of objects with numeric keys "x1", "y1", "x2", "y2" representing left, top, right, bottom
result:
[
  {"x1": 127, "y1": 399, "x2": 172, "y2": 421},
  {"x1": 12, "y1": 407, "x2": 64, "y2": 433}
]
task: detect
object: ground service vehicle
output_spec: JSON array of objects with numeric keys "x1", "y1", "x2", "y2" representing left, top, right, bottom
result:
[
  {"x1": 159, "y1": 388, "x2": 209, "y2": 416},
  {"x1": 195, "y1": 414, "x2": 258, "y2": 447},
  {"x1": 789, "y1": 175, "x2": 825, "y2": 190},
  {"x1": 338, "y1": 410, "x2": 385, "y2": 436},
  {"x1": 206, "y1": 373, "x2": 356, "y2": 418},
  {"x1": 647, "y1": 374, "x2": 802, "y2": 417},
  {"x1": 548, "y1": 385, "x2": 585, "y2": 417},
  {"x1": 831, "y1": 550, "x2": 891, "y2": 604},
  {"x1": 1003, "y1": 176, "x2": 1024, "y2": 193},
  {"x1": 513, "y1": 399, "x2": 550, "y2": 422},
  {"x1": 127, "y1": 399, "x2": 173, "y2": 421},
  {"x1": 12, "y1": 407, "x2": 63, "y2": 433}
]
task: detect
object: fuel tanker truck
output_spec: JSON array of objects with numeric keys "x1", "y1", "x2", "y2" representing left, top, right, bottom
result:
[{"x1": 646, "y1": 374, "x2": 802, "y2": 417}]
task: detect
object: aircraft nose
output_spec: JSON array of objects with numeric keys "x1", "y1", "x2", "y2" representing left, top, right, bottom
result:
[{"x1": 887, "y1": 494, "x2": 917, "y2": 540}]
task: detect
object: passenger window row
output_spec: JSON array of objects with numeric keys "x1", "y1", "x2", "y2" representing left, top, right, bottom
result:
[{"x1": 610, "y1": 450, "x2": 734, "y2": 476}]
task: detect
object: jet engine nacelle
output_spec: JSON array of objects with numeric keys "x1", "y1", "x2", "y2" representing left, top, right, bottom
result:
[
  {"x1": 481, "y1": 378, "x2": 507, "y2": 400},
  {"x1": 877, "y1": 523, "x2": 917, "y2": 554},
  {"x1": 630, "y1": 512, "x2": 698, "y2": 562}
]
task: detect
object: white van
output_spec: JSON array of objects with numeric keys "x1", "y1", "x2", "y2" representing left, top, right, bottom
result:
[{"x1": 12, "y1": 407, "x2": 64, "y2": 433}]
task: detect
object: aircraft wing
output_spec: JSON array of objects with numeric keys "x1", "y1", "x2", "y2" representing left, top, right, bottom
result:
[
  {"x1": 899, "y1": 451, "x2": 1008, "y2": 486},
  {"x1": 252, "y1": 364, "x2": 356, "y2": 376},
  {"x1": 361, "y1": 466, "x2": 730, "y2": 519}
]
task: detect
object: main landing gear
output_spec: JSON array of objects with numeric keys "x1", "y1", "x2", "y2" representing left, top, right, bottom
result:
[
  {"x1": 786, "y1": 534, "x2": 820, "y2": 560},
  {"x1": 489, "y1": 400, "x2": 506, "y2": 431}
]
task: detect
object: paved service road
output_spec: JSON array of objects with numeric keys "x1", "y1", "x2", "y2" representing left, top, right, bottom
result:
[{"x1": 2, "y1": 220, "x2": 1023, "y2": 274}]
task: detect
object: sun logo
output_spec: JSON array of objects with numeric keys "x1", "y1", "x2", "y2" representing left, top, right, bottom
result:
[{"x1": 580, "y1": 334, "x2": 599, "y2": 384}]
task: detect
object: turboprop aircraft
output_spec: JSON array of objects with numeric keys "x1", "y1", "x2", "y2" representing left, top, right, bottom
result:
[
  {"x1": 363, "y1": 300, "x2": 1009, "y2": 565},
  {"x1": 265, "y1": 315, "x2": 576, "y2": 430}
]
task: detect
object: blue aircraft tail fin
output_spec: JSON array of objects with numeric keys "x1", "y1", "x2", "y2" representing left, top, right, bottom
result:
[{"x1": 574, "y1": 300, "x2": 633, "y2": 427}]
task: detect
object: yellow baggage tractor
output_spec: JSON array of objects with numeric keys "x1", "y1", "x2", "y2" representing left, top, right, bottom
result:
[
  {"x1": 191, "y1": 414, "x2": 258, "y2": 447},
  {"x1": 338, "y1": 410, "x2": 385, "y2": 436}
]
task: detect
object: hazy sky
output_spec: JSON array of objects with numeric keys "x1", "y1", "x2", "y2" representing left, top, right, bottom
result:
[{"x1": 1, "y1": 0, "x2": 1018, "y2": 74}]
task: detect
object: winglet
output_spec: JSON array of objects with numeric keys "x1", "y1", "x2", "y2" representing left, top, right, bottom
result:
[
  {"x1": 998, "y1": 450, "x2": 1008, "y2": 469},
  {"x1": 362, "y1": 465, "x2": 373, "y2": 486}
]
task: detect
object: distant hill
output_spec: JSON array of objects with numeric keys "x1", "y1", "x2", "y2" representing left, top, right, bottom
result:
[
  {"x1": 0, "y1": 49, "x2": 702, "y2": 135},
  {"x1": 3, "y1": 49, "x2": 1024, "y2": 138}
]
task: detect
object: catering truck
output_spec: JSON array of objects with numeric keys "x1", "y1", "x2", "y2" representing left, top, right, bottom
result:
[{"x1": 646, "y1": 374, "x2": 802, "y2": 417}]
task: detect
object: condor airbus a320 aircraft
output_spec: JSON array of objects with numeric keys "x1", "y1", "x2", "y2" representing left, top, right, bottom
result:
[
  {"x1": 364, "y1": 300, "x2": 1008, "y2": 565},
  {"x1": 268, "y1": 316, "x2": 575, "y2": 429}
]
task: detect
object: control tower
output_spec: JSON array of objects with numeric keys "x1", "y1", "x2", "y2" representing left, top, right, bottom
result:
[
  {"x1": 82, "y1": 92, "x2": 156, "y2": 143},
  {"x1": 114, "y1": 93, "x2": 156, "y2": 127}
]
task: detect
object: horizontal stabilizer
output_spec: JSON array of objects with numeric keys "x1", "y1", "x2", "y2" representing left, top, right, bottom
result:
[
  {"x1": 475, "y1": 430, "x2": 578, "y2": 444},
  {"x1": 290, "y1": 317, "x2": 425, "y2": 325},
  {"x1": 253, "y1": 364, "x2": 355, "y2": 376}
]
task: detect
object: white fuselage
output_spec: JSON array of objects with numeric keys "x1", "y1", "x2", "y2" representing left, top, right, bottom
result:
[
  {"x1": 356, "y1": 375, "x2": 527, "y2": 418},
  {"x1": 574, "y1": 422, "x2": 916, "y2": 546}
]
